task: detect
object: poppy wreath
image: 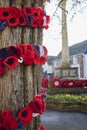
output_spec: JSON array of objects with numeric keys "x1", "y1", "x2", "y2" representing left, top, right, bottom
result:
[
  {"x1": 42, "y1": 77, "x2": 48, "y2": 88},
  {"x1": 51, "y1": 77, "x2": 61, "y2": 88},
  {"x1": 75, "y1": 79, "x2": 87, "y2": 88},
  {"x1": 0, "y1": 44, "x2": 48, "y2": 76},
  {"x1": 65, "y1": 79, "x2": 76, "y2": 88},
  {"x1": 0, "y1": 6, "x2": 50, "y2": 30},
  {"x1": 0, "y1": 94, "x2": 46, "y2": 130}
]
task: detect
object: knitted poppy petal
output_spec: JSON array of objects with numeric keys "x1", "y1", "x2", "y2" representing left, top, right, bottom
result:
[
  {"x1": 0, "y1": 7, "x2": 10, "y2": 20},
  {"x1": 33, "y1": 45, "x2": 40, "y2": 56},
  {"x1": 0, "y1": 47, "x2": 11, "y2": 60},
  {"x1": 29, "y1": 100, "x2": 42, "y2": 114},
  {"x1": 8, "y1": 46, "x2": 22, "y2": 58},
  {"x1": 7, "y1": 16, "x2": 19, "y2": 27},
  {"x1": 8, "y1": 6, "x2": 21, "y2": 17},
  {"x1": 0, "y1": 59, "x2": 5, "y2": 75},
  {"x1": 18, "y1": 12, "x2": 27, "y2": 26},
  {"x1": 24, "y1": 7, "x2": 36, "y2": 16},
  {"x1": 3, "y1": 56, "x2": 18, "y2": 69},
  {"x1": 33, "y1": 51, "x2": 39, "y2": 64},
  {"x1": 18, "y1": 106, "x2": 33, "y2": 126},
  {"x1": 39, "y1": 55, "x2": 48, "y2": 65},
  {"x1": 40, "y1": 124, "x2": 46, "y2": 130},
  {"x1": 31, "y1": 17, "x2": 43, "y2": 27},
  {"x1": 0, "y1": 20, "x2": 7, "y2": 31},
  {"x1": 1, "y1": 110, "x2": 18, "y2": 129}
]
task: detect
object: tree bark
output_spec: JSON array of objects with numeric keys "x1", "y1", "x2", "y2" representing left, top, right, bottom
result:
[{"x1": 0, "y1": 0, "x2": 44, "y2": 130}]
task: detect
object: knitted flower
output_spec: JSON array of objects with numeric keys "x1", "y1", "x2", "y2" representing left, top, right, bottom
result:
[
  {"x1": 8, "y1": 45, "x2": 22, "y2": 59},
  {"x1": 31, "y1": 16, "x2": 44, "y2": 27},
  {"x1": 0, "y1": 7, "x2": 10, "y2": 20},
  {"x1": 1, "y1": 110, "x2": 18, "y2": 129},
  {"x1": 24, "y1": 7, "x2": 36, "y2": 16},
  {"x1": 18, "y1": 11, "x2": 27, "y2": 26},
  {"x1": 0, "y1": 59, "x2": 5, "y2": 75},
  {"x1": 40, "y1": 55, "x2": 48, "y2": 65},
  {"x1": 8, "y1": 6, "x2": 21, "y2": 17},
  {"x1": 0, "y1": 47, "x2": 11, "y2": 60},
  {"x1": 19, "y1": 44, "x2": 35, "y2": 65},
  {"x1": 14, "y1": 120, "x2": 24, "y2": 130},
  {"x1": 39, "y1": 46, "x2": 48, "y2": 65},
  {"x1": 0, "y1": 20, "x2": 7, "y2": 31},
  {"x1": 40, "y1": 124, "x2": 46, "y2": 130},
  {"x1": 29, "y1": 95, "x2": 46, "y2": 114},
  {"x1": 33, "y1": 51, "x2": 39, "y2": 64},
  {"x1": 26, "y1": 14, "x2": 34, "y2": 27},
  {"x1": 7, "y1": 15, "x2": 19, "y2": 27},
  {"x1": 0, "y1": 123, "x2": 11, "y2": 130},
  {"x1": 18, "y1": 106, "x2": 33, "y2": 126},
  {"x1": 3, "y1": 56, "x2": 18, "y2": 69}
]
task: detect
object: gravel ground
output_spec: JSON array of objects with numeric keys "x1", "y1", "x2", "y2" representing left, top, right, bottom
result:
[{"x1": 41, "y1": 110, "x2": 87, "y2": 130}]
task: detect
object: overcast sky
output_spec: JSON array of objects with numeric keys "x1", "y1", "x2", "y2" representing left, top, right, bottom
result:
[{"x1": 43, "y1": 0, "x2": 87, "y2": 56}]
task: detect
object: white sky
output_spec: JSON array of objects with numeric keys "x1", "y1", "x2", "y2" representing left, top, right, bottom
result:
[{"x1": 43, "y1": 0, "x2": 87, "y2": 56}]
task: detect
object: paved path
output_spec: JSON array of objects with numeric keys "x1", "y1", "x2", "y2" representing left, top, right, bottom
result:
[{"x1": 41, "y1": 110, "x2": 87, "y2": 130}]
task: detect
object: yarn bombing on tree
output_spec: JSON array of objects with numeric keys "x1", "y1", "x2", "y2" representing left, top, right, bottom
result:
[
  {"x1": 0, "y1": 93, "x2": 46, "y2": 130},
  {"x1": 0, "y1": 44, "x2": 48, "y2": 75},
  {"x1": 0, "y1": 6, "x2": 50, "y2": 30}
]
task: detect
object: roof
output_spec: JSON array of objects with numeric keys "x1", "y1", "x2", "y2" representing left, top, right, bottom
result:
[
  {"x1": 56, "y1": 40, "x2": 87, "y2": 60},
  {"x1": 47, "y1": 56, "x2": 56, "y2": 65}
]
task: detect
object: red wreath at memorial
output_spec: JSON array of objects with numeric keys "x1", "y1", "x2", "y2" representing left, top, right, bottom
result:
[
  {"x1": 51, "y1": 77, "x2": 61, "y2": 88},
  {"x1": 42, "y1": 77, "x2": 48, "y2": 88}
]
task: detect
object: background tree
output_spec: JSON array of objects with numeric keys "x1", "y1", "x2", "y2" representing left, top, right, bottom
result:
[{"x1": 0, "y1": 0, "x2": 45, "y2": 130}]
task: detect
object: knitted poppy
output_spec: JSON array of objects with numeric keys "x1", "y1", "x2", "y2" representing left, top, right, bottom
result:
[
  {"x1": 7, "y1": 15, "x2": 19, "y2": 27},
  {"x1": 33, "y1": 45, "x2": 40, "y2": 55},
  {"x1": 30, "y1": 94, "x2": 46, "y2": 114},
  {"x1": 18, "y1": 11, "x2": 27, "y2": 26},
  {"x1": 42, "y1": 77, "x2": 48, "y2": 88},
  {"x1": 0, "y1": 20, "x2": 7, "y2": 31},
  {"x1": 1, "y1": 110, "x2": 18, "y2": 129},
  {"x1": 0, "y1": 59, "x2": 5, "y2": 75},
  {"x1": 14, "y1": 120, "x2": 24, "y2": 130},
  {"x1": 0, "y1": 47, "x2": 11, "y2": 60},
  {"x1": 31, "y1": 16, "x2": 44, "y2": 27},
  {"x1": 3, "y1": 56, "x2": 18, "y2": 69},
  {"x1": 33, "y1": 51, "x2": 39, "y2": 64},
  {"x1": 29, "y1": 100, "x2": 42, "y2": 114},
  {"x1": 8, "y1": 46, "x2": 22, "y2": 59},
  {"x1": 8, "y1": 6, "x2": 21, "y2": 17},
  {"x1": 40, "y1": 124, "x2": 46, "y2": 130},
  {"x1": 39, "y1": 55, "x2": 48, "y2": 65},
  {"x1": 26, "y1": 14, "x2": 34, "y2": 27},
  {"x1": 45, "y1": 16, "x2": 50, "y2": 29},
  {"x1": 34, "y1": 7, "x2": 44, "y2": 17},
  {"x1": 0, "y1": 123, "x2": 11, "y2": 130},
  {"x1": 24, "y1": 7, "x2": 36, "y2": 16},
  {"x1": 18, "y1": 106, "x2": 33, "y2": 126},
  {"x1": 20, "y1": 44, "x2": 35, "y2": 65},
  {"x1": 42, "y1": 46, "x2": 48, "y2": 55},
  {"x1": 0, "y1": 7, "x2": 10, "y2": 20}
]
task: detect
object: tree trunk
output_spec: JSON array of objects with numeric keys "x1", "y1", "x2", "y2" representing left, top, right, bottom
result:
[
  {"x1": 0, "y1": 0, "x2": 44, "y2": 130},
  {"x1": 61, "y1": 0, "x2": 70, "y2": 68}
]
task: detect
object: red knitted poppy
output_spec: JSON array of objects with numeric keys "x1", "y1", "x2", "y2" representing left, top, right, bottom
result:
[
  {"x1": 0, "y1": 7, "x2": 10, "y2": 20},
  {"x1": 40, "y1": 124, "x2": 46, "y2": 130},
  {"x1": 18, "y1": 106, "x2": 33, "y2": 126},
  {"x1": 3, "y1": 56, "x2": 18, "y2": 69},
  {"x1": 1, "y1": 110, "x2": 18, "y2": 129}
]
